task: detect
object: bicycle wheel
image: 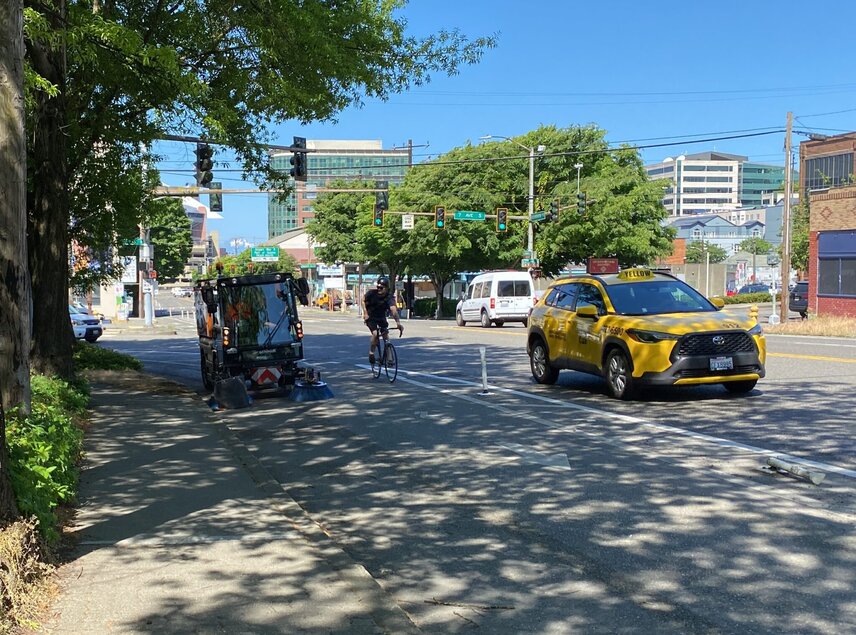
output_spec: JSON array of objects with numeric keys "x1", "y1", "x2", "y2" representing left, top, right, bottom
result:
[
  {"x1": 371, "y1": 340, "x2": 383, "y2": 379},
  {"x1": 384, "y1": 341, "x2": 398, "y2": 383}
]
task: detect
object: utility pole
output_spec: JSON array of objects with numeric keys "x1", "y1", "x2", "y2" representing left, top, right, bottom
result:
[{"x1": 780, "y1": 112, "x2": 793, "y2": 323}]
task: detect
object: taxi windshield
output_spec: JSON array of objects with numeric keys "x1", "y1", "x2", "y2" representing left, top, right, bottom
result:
[{"x1": 606, "y1": 280, "x2": 716, "y2": 316}]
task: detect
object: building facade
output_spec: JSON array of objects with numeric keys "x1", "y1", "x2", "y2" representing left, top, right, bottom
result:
[
  {"x1": 267, "y1": 140, "x2": 411, "y2": 237},
  {"x1": 646, "y1": 151, "x2": 786, "y2": 217}
]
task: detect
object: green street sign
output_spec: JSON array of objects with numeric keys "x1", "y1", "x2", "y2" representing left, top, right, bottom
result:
[
  {"x1": 530, "y1": 211, "x2": 546, "y2": 222},
  {"x1": 453, "y1": 210, "x2": 485, "y2": 221},
  {"x1": 521, "y1": 258, "x2": 539, "y2": 266},
  {"x1": 251, "y1": 246, "x2": 279, "y2": 262},
  {"x1": 122, "y1": 238, "x2": 145, "y2": 246}
]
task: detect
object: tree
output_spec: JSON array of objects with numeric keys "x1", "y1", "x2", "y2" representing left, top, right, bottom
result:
[
  {"x1": 20, "y1": 0, "x2": 495, "y2": 378},
  {"x1": 146, "y1": 199, "x2": 193, "y2": 281},
  {"x1": 737, "y1": 237, "x2": 772, "y2": 257},
  {"x1": 1, "y1": 0, "x2": 28, "y2": 522},
  {"x1": 685, "y1": 241, "x2": 728, "y2": 264},
  {"x1": 790, "y1": 202, "x2": 810, "y2": 275}
]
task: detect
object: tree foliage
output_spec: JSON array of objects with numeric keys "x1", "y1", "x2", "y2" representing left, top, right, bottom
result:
[
  {"x1": 211, "y1": 249, "x2": 298, "y2": 278},
  {"x1": 19, "y1": 0, "x2": 495, "y2": 375},
  {"x1": 308, "y1": 125, "x2": 674, "y2": 317},
  {"x1": 146, "y1": 199, "x2": 193, "y2": 281},
  {"x1": 685, "y1": 241, "x2": 729, "y2": 264},
  {"x1": 737, "y1": 237, "x2": 772, "y2": 256},
  {"x1": 790, "y1": 202, "x2": 810, "y2": 274}
]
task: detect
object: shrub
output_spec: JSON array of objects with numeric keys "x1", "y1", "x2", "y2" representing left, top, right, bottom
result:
[
  {"x1": 73, "y1": 341, "x2": 143, "y2": 371},
  {"x1": 718, "y1": 292, "x2": 775, "y2": 305},
  {"x1": 413, "y1": 296, "x2": 458, "y2": 318},
  {"x1": 6, "y1": 376, "x2": 88, "y2": 542}
]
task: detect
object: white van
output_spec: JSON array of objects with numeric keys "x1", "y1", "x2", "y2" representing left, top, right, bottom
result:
[{"x1": 456, "y1": 270, "x2": 536, "y2": 327}]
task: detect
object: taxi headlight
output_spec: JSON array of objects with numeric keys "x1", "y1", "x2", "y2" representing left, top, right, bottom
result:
[
  {"x1": 748, "y1": 323, "x2": 763, "y2": 336},
  {"x1": 627, "y1": 328, "x2": 680, "y2": 343}
]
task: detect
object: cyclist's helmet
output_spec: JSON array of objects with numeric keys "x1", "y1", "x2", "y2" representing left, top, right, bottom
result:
[{"x1": 376, "y1": 276, "x2": 390, "y2": 289}]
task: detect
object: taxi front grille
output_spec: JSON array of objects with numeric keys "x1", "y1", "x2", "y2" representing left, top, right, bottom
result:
[
  {"x1": 676, "y1": 364, "x2": 761, "y2": 378},
  {"x1": 677, "y1": 332, "x2": 755, "y2": 357}
]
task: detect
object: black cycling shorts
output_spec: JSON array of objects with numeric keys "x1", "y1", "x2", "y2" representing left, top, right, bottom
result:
[{"x1": 365, "y1": 317, "x2": 389, "y2": 334}]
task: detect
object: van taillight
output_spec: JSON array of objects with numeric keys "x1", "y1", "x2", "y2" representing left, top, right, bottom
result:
[{"x1": 490, "y1": 297, "x2": 495, "y2": 309}]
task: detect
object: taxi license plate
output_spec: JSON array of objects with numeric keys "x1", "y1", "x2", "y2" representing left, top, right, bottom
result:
[{"x1": 709, "y1": 356, "x2": 733, "y2": 371}]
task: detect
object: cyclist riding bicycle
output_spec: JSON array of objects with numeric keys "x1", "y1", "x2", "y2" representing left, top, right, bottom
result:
[{"x1": 363, "y1": 276, "x2": 403, "y2": 365}]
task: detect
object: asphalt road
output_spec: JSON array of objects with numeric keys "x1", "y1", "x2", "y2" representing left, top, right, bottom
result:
[{"x1": 99, "y1": 308, "x2": 856, "y2": 633}]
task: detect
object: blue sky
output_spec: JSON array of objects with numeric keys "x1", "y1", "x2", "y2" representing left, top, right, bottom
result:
[{"x1": 156, "y1": 0, "x2": 856, "y2": 250}]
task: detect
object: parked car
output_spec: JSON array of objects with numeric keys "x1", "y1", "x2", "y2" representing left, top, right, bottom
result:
[
  {"x1": 737, "y1": 283, "x2": 770, "y2": 295},
  {"x1": 526, "y1": 267, "x2": 766, "y2": 399},
  {"x1": 789, "y1": 281, "x2": 809, "y2": 318},
  {"x1": 456, "y1": 270, "x2": 537, "y2": 327},
  {"x1": 69, "y1": 305, "x2": 103, "y2": 342},
  {"x1": 171, "y1": 287, "x2": 193, "y2": 297}
]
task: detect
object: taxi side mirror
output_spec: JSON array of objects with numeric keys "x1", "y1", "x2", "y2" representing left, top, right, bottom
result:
[
  {"x1": 709, "y1": 297, "x2": 725, "y2": 309},
  {"x1": 576, "y1": 305, "x2": 599, "y2": 319}
]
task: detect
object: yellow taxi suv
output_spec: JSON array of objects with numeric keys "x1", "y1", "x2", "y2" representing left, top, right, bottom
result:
[{"x1": 526, "y1": 268, "x2": 766, "y2": 399}]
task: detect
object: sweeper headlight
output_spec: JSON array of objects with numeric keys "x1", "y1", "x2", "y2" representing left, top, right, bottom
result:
[
  {"x1": 295, "y1": 321, "x2": 304, "y2": 340},
  {"x1": 223, "y1": 326, "x2": 231, "y2": 347}
]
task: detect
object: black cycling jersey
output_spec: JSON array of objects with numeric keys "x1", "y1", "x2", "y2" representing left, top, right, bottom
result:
[{"x1": 364, "y1": 288, "x2": 395, "y2": 320}]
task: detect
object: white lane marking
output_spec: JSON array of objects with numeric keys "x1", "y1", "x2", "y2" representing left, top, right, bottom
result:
[
  {"x1": 356, "y1": 364, "x2": 856, "y2": 481},
  {"x1": 499, "y1": 443, "x2": 571, "y2": 470},
  {"x1": 355, "y1": 364, "x2": 644, "y2": 424}
]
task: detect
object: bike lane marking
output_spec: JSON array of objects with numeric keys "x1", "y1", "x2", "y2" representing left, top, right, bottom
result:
[{"x1": 356, "y1": 364, "x2": 856, "y2": 482}]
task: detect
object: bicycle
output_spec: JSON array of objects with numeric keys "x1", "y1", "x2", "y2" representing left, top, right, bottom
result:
[{"x1": 371, "y1": 327, "x2": 401, "y2": 382}]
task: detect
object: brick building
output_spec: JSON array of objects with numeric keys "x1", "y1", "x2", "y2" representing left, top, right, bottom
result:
[
  {"x1": 806, "y1": 187, "x2": 856, "y2": 317},
  {"x1": 800, "y1": 131, "x2": 856, "y2": 317}
]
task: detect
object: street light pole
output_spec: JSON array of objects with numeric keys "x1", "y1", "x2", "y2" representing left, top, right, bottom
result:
[
  {"x1": 480, "y1": 134, "x2": 545, "y2": 263},
  {"x1": 574, "y1": 163, "x2": 583, "y2": 193}
]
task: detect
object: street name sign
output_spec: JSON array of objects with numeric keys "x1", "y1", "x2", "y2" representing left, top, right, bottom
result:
[
  {"x1": 530, "y1": 211, "x2": 546, "y2": 222},
  {"x1": 453, "y1": 210, "x2": 485, "y2": 221},
  {"x1": 521, "y1": 258, "x2": 539, "y2": 266},
  {"x1": 251, "y1": 246, "x2": 279, "y2": 262}
]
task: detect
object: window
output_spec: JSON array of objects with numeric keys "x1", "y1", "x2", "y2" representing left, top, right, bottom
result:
[
  {"x1": 574, "y1": 284, "x2": 606, "y2": 315},
  {"x1": 553, "y1": 283, "x2": 579, "y2": 310},
  {"x1": 804, "y1": 153, "x2": 854, "y2": 191},
  {"x1": 497, "y1": 280, "x2": 532, "y2": 297},
  {"x1": 818, "y1": 259, "x2": 856, "y2": 296}
]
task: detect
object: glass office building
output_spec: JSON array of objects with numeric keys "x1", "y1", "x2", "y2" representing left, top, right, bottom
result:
[
  {"x1": 645, "y1": 152, "x2": 786, "y2": 217},
  {"x1": 268, "y1": 140, "x2": 410, "y2": 237}
]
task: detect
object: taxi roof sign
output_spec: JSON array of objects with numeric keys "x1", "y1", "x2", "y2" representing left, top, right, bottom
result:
[
  {"x1": 587, "y1": 257, "x2": 619, "y2": 274},
  {"x1": 617, "y1": 267, "x2": 655, "y2": 280}
]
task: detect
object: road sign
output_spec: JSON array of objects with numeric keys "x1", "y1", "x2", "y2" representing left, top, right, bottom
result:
[
  {"x1": 521, "y1": 258, "x2": 539, "y2": 266},
  {"x1": 251, "y1": 246, "x2": 279, "y2": 262},
  {"x1": 402, "y1": 214, "x2": 415, "y2": 229},
  {"x1": 530, "y1": 211, "x2": 546, "y2": 222},
  {"x1": 453, "y1": 210, "x2": 485, "y2": 221}
]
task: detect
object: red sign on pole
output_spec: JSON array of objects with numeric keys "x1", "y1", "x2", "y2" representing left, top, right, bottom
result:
[{"x1": 587, "y1": 258, "x2": 619, "y2": 274}]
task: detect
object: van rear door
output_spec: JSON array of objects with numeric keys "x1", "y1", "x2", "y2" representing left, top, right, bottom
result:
[{"x1": 494, "y1": 278, "x2": 534, "y2": 320}]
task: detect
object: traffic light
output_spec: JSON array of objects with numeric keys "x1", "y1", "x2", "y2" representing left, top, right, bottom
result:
[
  {"x1": 496, "y1": 207, "x2": 508, "y2": 232},
  {"x1": 577, "y1": 191, "x2": 586, "y2": 215},
  {"x1": 373, "y1": 204, "x2": 384, "y2": 227},
  {"x1": 434, "y1": 205, "x2": 446, "y2": 229},
  {"x1": 194, "y1": 143, "x2": 214, "y2": 187},
  {"x1": 548, "y1": 200, "x2": 559, "y2": 221},
  {"x1": 290, "y1": 136, "x2": 307, "y2": 181},
  {"x1": 375, "y1": 180, "x2": 389, "y2": 211}
]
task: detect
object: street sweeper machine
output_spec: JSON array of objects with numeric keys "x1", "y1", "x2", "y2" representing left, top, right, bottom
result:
[{"x1": 194, "y1": 271, "x2": 320, "y2": 394}]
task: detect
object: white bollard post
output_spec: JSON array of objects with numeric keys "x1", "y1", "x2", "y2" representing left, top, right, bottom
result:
[
  {"x1": 767, "y1": 456, "x2": 826, "y2": 485},
  {"x1": 479, "y1": 346, "x2": 490, "y2": 394}
]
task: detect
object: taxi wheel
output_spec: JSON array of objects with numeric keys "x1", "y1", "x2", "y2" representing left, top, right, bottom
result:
[
  {"x1": 723, "y1": 379, "x2": 757, "y2": 394},
  {"x1": 605, "y1": 349, "x2": 634, "y2": 400},
  {"x1": 456, "y1": 311, "x2": 466, "y2": 327},
  {"x1": 480, "y1": 311, "x2": 491, "y2": 328},
  {"x1": 530, "y1": 340, "x2": 558, "y2": 385}
]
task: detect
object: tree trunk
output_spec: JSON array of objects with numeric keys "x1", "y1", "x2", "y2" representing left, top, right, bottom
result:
[
  {"x1": 0, "y1": 0, "x2": 28, "y2": 522},
  {"x1": 26, "y1": 34, "x2": 74, "y2": 379}
]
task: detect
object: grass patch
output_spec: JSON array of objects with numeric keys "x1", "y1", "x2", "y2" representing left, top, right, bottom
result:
[
  {"x1": 0, "y1": 519, "x2": 56, "y2": 634},
  {"x1": 763, "y1": 315, "x2": 856, "y2": 338},
  {"x1": 73, "y1": 341, "x2": 143, "y2": 371}
]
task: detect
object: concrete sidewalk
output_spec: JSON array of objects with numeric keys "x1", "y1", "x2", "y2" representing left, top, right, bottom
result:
[{"x1": 42, "y1": 372, "x2": 417, "y2": 634}]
